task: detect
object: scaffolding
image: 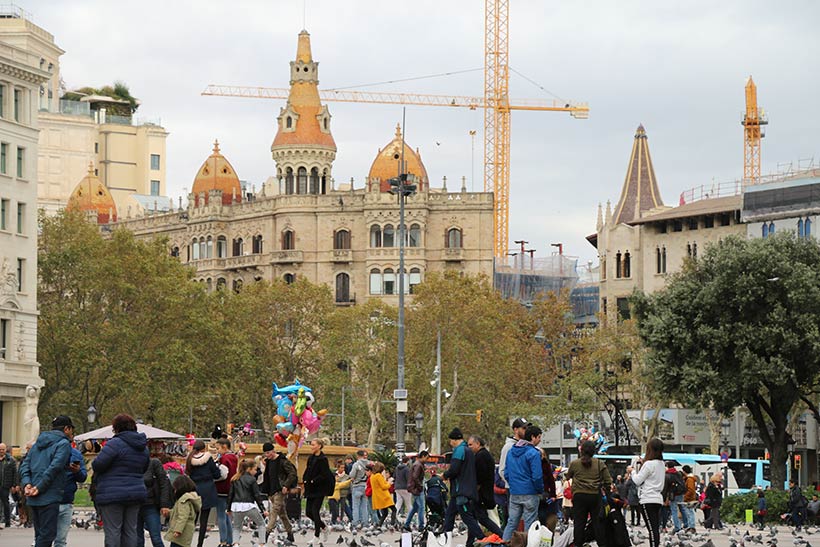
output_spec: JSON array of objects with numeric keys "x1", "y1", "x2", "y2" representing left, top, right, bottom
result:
[{"x1": 494, "y1": 254, "x2": 580, "y2": 305}]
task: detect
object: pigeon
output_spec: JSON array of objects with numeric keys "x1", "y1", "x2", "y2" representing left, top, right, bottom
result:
[
  {"x1": 350, "y1": 540, "x2": 358, "y2": 547},
  {"x1": 698, "y1": 540, "x2": 716, "y2": 547},
  {"x1": 337, "y1": 536, "x2": 345, "y2": 544},
  {"x1": 361, "y1": 538, "x2": 375, "y2": 546}
]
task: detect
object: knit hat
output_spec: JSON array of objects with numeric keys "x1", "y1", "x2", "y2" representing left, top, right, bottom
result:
[
  {"x1": 448, "y1": 427, "x2": 463, "y2": 440},
  {"x1": 262, "y1": 442, "x2": 275, "y2": 452}
]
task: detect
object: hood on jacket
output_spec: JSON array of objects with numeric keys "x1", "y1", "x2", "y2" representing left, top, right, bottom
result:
[
  {"x1": 178, "y1": 491, "x2": 202, "y2": 512},
  {"x1": 189, "y1": 451, "x2": 213, "y2": 467},
  {"x1": 116, "y1": 430, "x2": 149, "y2": 451},
  {"x1": 513, "y1": 439, "x2": 534, "y2": 449},
  {"x1": 509, "y1": 441, "x2": 538, "y2": 462},
  {"x1": 34, "y1": 429, "x2": 69, "y2": 450}
]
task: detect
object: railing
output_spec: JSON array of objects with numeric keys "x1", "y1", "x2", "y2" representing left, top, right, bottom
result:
[
  {"x1": 443, "y1": 247, "x2": 464, "y2": 261},
  {"x1": 678, "y1": 180, "x2": 742, "y2": 205},
  {"x1": 331, "y1": 249, "x2": 352, "y2": 262},
  {"x1": 58, "y1": 99, "x2": 92, "y2": 117},
  {"x1": 270, "y1": 250, "x2": 303, "y2": 264},
  {"x1": 224, "y1": 254, "x2": 264, "y2": 269},
  {"x1": 367, "y1": 247, "x2": 425, "y2": 259}
]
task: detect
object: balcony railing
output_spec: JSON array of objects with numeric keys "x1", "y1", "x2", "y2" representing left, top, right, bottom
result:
[
  {"x1": 366, "y1": 247, "x2": 425, "y2": 259},
  {"x1": 443, "y1": 247, "x2": 464, "y2": 261},
  {"x1": 270, "y1": 250, "x2": 303, "y2": 264},
  {"x1": 331, "y1": 249, "x2": 352, "y2": 262},
  {"x1": 225, "y1": 254, "x2": 264, "y2": 269}
]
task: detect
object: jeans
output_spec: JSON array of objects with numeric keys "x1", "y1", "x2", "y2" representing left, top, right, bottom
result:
[
  {"x1": 137, "y1": 505, "x2": 164, "y2": 547},
  {"x1": 670, "y1": 495, "x2": 684, "y2": 531},
  {"x1": 351, "y1": 484, "x2": 368, "y2": 526},
  {"x1": 367, "y1": 497, "x2": 379, "y2": 525},
  {"x1": 502, "y1": 494, "x2": 540, "y2": 541},
  {"x1": 98, "y1": 502, "x2": 142, "y2": 547},
  {"x1": 54, "y1": 503, "x2": 73, "y2": 547},
  {"x1": 679, "y1": 500, "x2": 695, "y2": 530},
  {"x1": 231, "y1": 506, "x2": 266, "y2": 545},
  {"x1": 31, "y1": 503, "x2": 60, "y2": 547},
  {"x1": 215, "y1": 495, "x2": 233, "y2": 544},
  {"x1": 196, "y1": 507, "x2": 211, "y2": 547},
  {"x1": 443, "y1": 497, "x2": 485, "y2": 547},
  {"x1": 0, "y1": 487, "x2": 10, "y2": 525},
  {"x1": 640, "y1": 503, "x2": 662, "y2": 547},
  {"x1": 404, "y1": 493, "x2": 425, "y2": 528}
]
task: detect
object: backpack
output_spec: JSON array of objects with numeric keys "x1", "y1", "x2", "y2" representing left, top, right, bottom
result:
[{"x1": 664, "y1": 471, "x2": 686, "y2": 498}]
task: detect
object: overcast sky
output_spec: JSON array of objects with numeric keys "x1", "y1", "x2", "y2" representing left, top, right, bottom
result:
[{"x1": 29, "y1": 0, "x2": 820, "y2": 264}]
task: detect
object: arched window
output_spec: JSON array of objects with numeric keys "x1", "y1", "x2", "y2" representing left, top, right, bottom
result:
[
  {"x1": 447, "y1": 228, "x2": 462, "y2": 249},
  {"x1": 655, "y1": 248, "x2": 662, "y2": 274},
  {"x1": 284, "y1": 273, "x2": 295, "y2": 284},
  {"x1": 806, "y1": 218, "x2": 812, "y2": 237},
  {"x1": 335, "y1": 273, "x2": 350, "y2": 303},
  {"x1": 192, "y1": 238, "x2": 200, "y2": 260},
  {"x1": 334, "y1": 229, "x2": 351, "y2": 250},
  {"x1": 309, "y1": 167, "x2": 320, "y2": 194},
  {"x1": 216, "y1": 236, "x2": 227, "y2": 258},
  {"x1": 615, "y1": 251, "x2": 622, "y2": 278},
  {"x1": 199, "y1": 238, "x2": 206, "y2": 260},
  {"x1": 216, "y1": 278, "x2": 227, "y2": 290},
  {"x1": 409, "y1": 224, "x2": 421, "y2": 247},
  {"x1": 762, "y1": 223, "x2": 768, "y2": 238},
  {"x1": 369, "y1": 268, "x2": 382, "y2": 295},
  {"x1": 798, "y1": 219, "x2": 804, "y2": 238},
  {"x1": 297, "y1": 167, "x2": 307, "y2": 194},
  {"x1": 285, "y1": 167, "x2": 294, "y2": 194},
  {"x1": 370, "y1": 225, "x2": 382, "y2": 248},
  {"x1": 171, "y1": 246, "x2": 179, "y2": 258},
  {"x1": 233, "y1": 279, "x2": 243, "y2": 293},
  {"x1": 206, "y1": 278, "x2": 212, "y2": 291},
  {"x1": 661, "y1": 247, "x2": 667, "y2": 273},
  {"x1": 409, "y1": 267, "x2": 422, "y2": 294},
  {"x1": 252, "y1": 235, "x2": 263, "y2": 254},
  {"x1": 282, "y1": 229, "x2": 295, "y2": 250},
  {"x1": 286, "y1": 116, "x2": 292, "y2": 129},
  {"x1": 322, "y1": 168, "x2": 328, "y2": 194},
  {"x1": 383, "y1": 268, "x2": 396, "y2": 295},
  {"x1": 206, "y1": 236, "x2": 213, "y2": 258},
  {"x1": 383, "y1": 224, "x2": 395, "y2": 247},
  {"x1": 233, "y1": 238, "x2": 244, "y2": 257},
  {"x1": 623, "y1": 251, "x2": 631, "y2": 278}
]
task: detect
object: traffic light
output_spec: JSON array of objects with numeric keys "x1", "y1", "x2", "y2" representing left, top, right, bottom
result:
[
  {"x1": 476, "y1": 409, "x2": 484, "y2": 423},
  {"x1": 795, "y1": 454, "x2": 802, "y2": 470}
]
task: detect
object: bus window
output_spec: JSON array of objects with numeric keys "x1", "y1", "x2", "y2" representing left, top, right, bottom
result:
[
  {"x1": 763, "y1": 463, "x2": 771, "y2": 483},
  {"x1": 728, "y1": 462, "x2": 757, "y2": 489}
]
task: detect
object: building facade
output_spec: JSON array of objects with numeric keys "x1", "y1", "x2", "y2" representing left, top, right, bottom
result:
[
  {"x1": 589, "y1": 125, "x2": 745, "y2": 321},
  {"x1": 0, "y1": 28, "x2": 50, "y2": 447},
  {"x1": 100, "y1": 30, "x2": 493, "y2": 302}
]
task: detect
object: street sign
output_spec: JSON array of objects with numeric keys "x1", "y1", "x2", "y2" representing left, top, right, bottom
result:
[{"x1": 393, "y1": 389, "x2": 408, "y2": 399}]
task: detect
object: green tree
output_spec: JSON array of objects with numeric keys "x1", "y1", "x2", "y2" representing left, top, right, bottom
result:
[
  {"x1": 62, "y1": 80, "x2": 139, "y2": 115},
  {"x1": 38, "y1": 211, "x2": 209, "y2": 431},
  {"x1": 633, "y1": 233, "x2": 820, "y2": 489}
]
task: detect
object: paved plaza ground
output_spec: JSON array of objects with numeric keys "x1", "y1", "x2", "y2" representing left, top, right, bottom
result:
[{"x1": 0, "y1": 520, "x2": 812, "y2": 547}]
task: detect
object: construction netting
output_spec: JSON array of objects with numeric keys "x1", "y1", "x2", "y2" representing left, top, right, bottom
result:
[{"x1": 494, "y1": 254, "x2": 580, "y2": 304}]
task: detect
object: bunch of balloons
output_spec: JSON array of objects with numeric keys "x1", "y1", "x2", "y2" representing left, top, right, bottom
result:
[
  {"x1": 271, "y1": 379, "x2": 328, "y2": 459},
  {"x1": 574, "y1": 425, "x2": 607, "y2": 452}
]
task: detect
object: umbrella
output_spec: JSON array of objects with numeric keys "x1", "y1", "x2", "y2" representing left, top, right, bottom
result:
[{"x1": 74, "y1": 424, "x2": 184, "y2": 442}]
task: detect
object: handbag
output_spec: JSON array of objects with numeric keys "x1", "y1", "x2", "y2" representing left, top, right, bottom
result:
[{"x1": 426, "y1": 531, "x2": 452, "y2": 547}]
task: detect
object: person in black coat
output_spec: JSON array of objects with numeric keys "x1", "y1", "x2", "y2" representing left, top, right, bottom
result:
[
  {"x1": 468, "y1": 436, "x2": 504, "y2": 538},
  {"x1": 137, "y1": 457, "x2": 172, "y2": 547},
  {"x1": 186, "y1": 440, "x2": 222, "y2": 547},
  {"x1": 303, "y1": 438, "x2": 334, "y2": 544},
  {"x1": 91, "y1": 414, "x2": 150, "y2": 547}
]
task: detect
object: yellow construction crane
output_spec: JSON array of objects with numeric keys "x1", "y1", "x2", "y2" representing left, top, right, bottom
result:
[
  {"x1": 742, "y1": 76, "x2": 767, "y2": 185},
  {"x1": 202, "y1": 0, "x2": 588, "y2": 257}
]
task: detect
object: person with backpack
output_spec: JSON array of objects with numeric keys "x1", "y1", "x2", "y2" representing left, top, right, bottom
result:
[{"x1": 663, "y1": 462, "x2": 689, "y2": 533}]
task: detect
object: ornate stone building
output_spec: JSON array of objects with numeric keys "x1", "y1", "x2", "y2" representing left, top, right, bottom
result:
[
  {"x1": 101, "y1": 30, "x2": 494, "y2": 303},
  {"x1": 589, "y1": 125, "x2": 744, "y2": 320},
  {"x1": 0, "y1": 27, "x2": 50, "y2": 447}
]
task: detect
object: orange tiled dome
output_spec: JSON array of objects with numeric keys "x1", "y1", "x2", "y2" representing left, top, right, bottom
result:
[
  {"x1": 368, "y1": 124, "x2": 429, "y2": 192},
  {"x1": 191, "y1": 140, "x2": 242, "y2": 206},
  {"x1": 66, "y1": 162, "x2": 118, "y2": 224}
]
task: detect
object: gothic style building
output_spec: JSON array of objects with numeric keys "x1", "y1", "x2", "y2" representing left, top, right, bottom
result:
[{"x1": 90, "y1": 30, "x2": 494, "y2": 303}]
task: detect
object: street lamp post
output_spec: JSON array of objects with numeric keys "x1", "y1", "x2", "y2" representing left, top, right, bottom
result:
[
  {"x1": 415, "y1": 412, "x2": 424, "y2": 450},
  {"x1": 388, "y1": 112, "x2": 417, "y2": 456},
  {"x1": 87, "y1": 404, "x2": 97, "y2": 426}
]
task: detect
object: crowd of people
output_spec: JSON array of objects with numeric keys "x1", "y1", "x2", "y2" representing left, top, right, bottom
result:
[{"x1": 1, "y1": 412, "x2": 817, "y2": 547}]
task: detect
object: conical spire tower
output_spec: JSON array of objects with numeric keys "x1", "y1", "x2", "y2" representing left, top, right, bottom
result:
[
  {"x1": 271, "y1": 30, "x2": 336, "y2": 195},
  {"x1": 612, "y1": 124, "x2": 663, "y2": 224}
]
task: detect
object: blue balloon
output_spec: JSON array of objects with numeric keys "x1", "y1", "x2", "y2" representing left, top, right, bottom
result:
[{"x1": 271, "y1": 379, "x2": 313, "y2": 400}]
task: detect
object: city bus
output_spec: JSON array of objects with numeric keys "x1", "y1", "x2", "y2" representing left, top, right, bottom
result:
[{"x1": 596, "y1": 452, "x2": 770, "y2": 494}]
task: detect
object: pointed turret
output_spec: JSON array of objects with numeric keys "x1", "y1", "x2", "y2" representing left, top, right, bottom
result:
[
  {"x1": 611, "y1": 124, "x2": 664, "y2": 224},
  {"x1": 596, "y1": 203, "x2": 604, "y2": 231},
  {"x1": 271, "y1": 30, "x2": 336, "y2": 195},
  {"x1": 605, "y1": 200, "x2": 612, "y2": 224}
]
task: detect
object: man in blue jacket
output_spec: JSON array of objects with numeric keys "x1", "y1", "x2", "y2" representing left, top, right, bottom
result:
[
  {"x1": 501, "y1": 425, "x2": 543, "y2": 541},
  {"x1": 443, "y1": 428, "x2": 484, "y2": 547},
  {"x1": 54, "y1": 444, "x2": 87, "y2": 547},
  {"x1": 19, "y1": 415, "x2": 74, "y2": 547}
]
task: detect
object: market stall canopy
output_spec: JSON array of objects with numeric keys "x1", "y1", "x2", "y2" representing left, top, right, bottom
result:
[{"x1": 75, "y1": 424, "x2": 184, "y2": 442}]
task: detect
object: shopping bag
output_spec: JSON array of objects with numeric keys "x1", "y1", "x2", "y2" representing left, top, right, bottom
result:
[
  {"x1": 527, "y1": 520, "x2": 552, "y2": 547},
  {"x1": 427, "y1": 531, "x2": 452, "y2": 547}
]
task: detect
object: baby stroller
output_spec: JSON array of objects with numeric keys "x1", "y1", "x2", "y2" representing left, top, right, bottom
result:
[{"x1": 425, "y1": 473, "x2": 449, "y2": 531}]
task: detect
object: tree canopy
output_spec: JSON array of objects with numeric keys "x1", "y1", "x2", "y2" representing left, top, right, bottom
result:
[{"x1": 633, "y1": 233, "x2": 820, "y2": 489}]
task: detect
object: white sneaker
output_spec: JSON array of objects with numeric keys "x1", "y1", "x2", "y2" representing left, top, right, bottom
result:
[{"x1": 322, "y1": 527, "x2": 329, "y2": 543}]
